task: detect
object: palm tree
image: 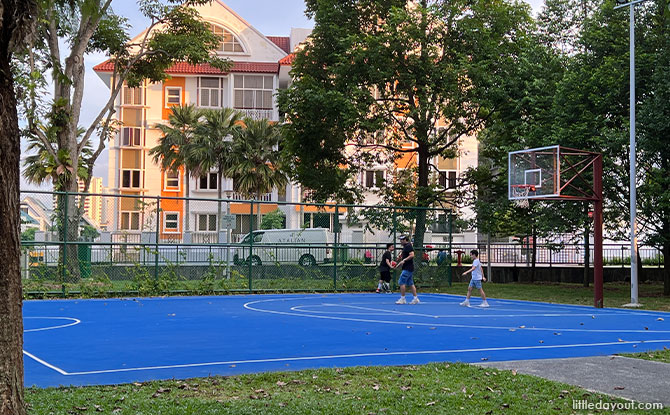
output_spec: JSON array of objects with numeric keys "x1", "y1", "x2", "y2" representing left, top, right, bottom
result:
[
  {"x1": 149, "y1": 104, "x2": 202, "y2": 233},
  {"x1": 225, "y1": 118, "x2": 289, "y2": 229},
  {"x1": 188, "y1": 108, "x2": 243, "y2": 239}
]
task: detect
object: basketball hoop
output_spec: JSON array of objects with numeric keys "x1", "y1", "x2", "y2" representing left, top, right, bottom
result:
[{"x1": 511, "y1": 184, "x2": 535, "y2": 209}]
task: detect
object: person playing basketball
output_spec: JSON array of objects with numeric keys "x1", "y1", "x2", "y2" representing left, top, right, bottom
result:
[
  {"x1": 377, "y1": 243, "x2": 394, "y2": 293},
  {"x1": 460, "y1": 249, "x2": 489, "y2": 307},
  {"x1": 395, "y1": 235, "x2": 419, "y2": 305}
]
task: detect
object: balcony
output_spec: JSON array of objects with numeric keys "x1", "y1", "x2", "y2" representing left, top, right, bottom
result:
[
  {"x1": 224, "y1": 191, "x2": 273, "y2": 202},
  {"x1": 236, "y1": 109, "x2": 276, "y2": 121}
]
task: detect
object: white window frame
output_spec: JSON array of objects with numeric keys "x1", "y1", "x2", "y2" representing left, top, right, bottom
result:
[
  {"x1": 210, "y1": 24, "x2": 245, "y2": 54},
  {"x1": 120, "y1": 211, "x2": 141, "y2": 231},
  {"x1": 363, "y1": 169, "x2": 385, "y2": 190},
  {"x1": 164, "y1": 170, "x2": 180, "y2": 191},
  {"x1": 233, "y1": 75, "x2": 274, "y2": 110},
  {"x1": 438, "y1": 170, "x2": 458, "y2": 189},
  {"x1": 162, "y1": 211, "x2": 180, "y2": 234},
  {"x1": 121, "y1": 169, "x2": 142, "y2": 189},
  {"x1": 121, "y1": 127, "x2": 142, "y2": 147},
  {"x1": 165, "y1": 87, "x2": 182, "y2": 107},
  {"x1": 122, "y1": 85, "x2": 143, "y2": 106},
  {"x1": 199, "y1": 77, "x2": 223, "y2": 108},
  {"x1": 197, "y1": 172, "x2": 218, "y2": 191},
  {"x1": 197, "y1": 213, "x2": 218, "y2": 232}
]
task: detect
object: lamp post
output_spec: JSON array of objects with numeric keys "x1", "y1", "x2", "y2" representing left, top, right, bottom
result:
[{"x1": 614, "y1": 0, "x2": 648, "y2": 307}]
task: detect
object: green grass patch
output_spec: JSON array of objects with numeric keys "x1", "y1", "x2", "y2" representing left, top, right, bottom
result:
[
  {"x1": 621, "y1": 348, "x2": 670, "y2": 364},
  {"x1": 27, "y1": 363, "x2": 668, "y2": 415},
  {"x1": 431, "y1": 281, "x2": 670, "y2": 312}
]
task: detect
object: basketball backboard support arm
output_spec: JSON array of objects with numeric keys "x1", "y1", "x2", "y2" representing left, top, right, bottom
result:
[{"x1": 509, "y1": 146, "x2": 604, "y2": 308}]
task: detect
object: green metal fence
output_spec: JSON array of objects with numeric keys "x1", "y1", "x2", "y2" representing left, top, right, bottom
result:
[{"x1": 20, "y1": 190, "x2": 457, "y2": 297}]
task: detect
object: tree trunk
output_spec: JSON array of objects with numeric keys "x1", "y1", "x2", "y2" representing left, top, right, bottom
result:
[
  {"x1": 413, "y1": 145, "x2": 430, "y2": 269},
  {"x1": 184, "y1": 169, "x2": 190, "y2": 233},
  {"x1": 0, "y1": 29, "x2": 27, "y2": 414},
  {"x1": 664, "y1": 243, "x2": 670, "y2": 297},
  {"x1": 64, "y1": 180, "x2": 82, "y2": 282},
  {"x1": 583, "y1": 204, "x2": 590, "y2": 287},
  {"x1": 636, "y1": 246, "x2": 645, "y2": 283},
  {"x1": 217, "y1": 172, "x2": 223, "y2": 243},
  {"x1": 531, "y1": 224, "x2": 537, "y2": 283}
]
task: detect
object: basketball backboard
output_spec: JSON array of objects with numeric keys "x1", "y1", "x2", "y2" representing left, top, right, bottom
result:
[{"x1": 508, "y1": 145, "x2": 560, "y2": 200}]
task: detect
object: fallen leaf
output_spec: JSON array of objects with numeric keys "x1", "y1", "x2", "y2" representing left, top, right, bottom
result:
[
  {"x1": 74, "y1": 407, "x2": 88, "y2": 411},
  {"x1": 592, "y1": 315, "x2": 596, "y2": 319},
  {"x1": 279, "y1": 403, "x2": 287, "y2": 407},
  {"x1": 230, "y1": 364, "x2": 236, "y2": 368},
  {"x1": 644, "y1": 327, "x2": 649, "y2": 330},
  {"x1": 313, "y1": 375, "x2": 318, "y2": 379},
  {"x1": 425, "y1": 401, "x2": 436, "y2": 406},
  {"x1": 430, "y1": 327, "x2": 436, "y2": 330},
  {"x1": 657, "y1": 318, "x2": 664, "y2": 321},
  {"x1": 276, "y1": 381, "x2": 287, "y2": 387},
  {"x1": 255, "y1": 389, "x2": 265, "y2": 394},
  {"x1": 509, "y1": 328, "x2": 516, "y2": 332},
  {"x1": 519, "y1": 325, "x2": 526, "y2": 329},
  {"x1": 249, "y1": 395, "x2": 259, "y2": 400},
  {"x1": 372, "y1": 384, "x2": 380, "y2": 391},
  {"x1": 614, "y1": 386, "x2": 625, "y2": 390},
  {"x1": 400, "y1": 385, "x2": 411, "y2": 391},
  {"x1": 132, "y1": 382, "x2": 142, "y2": 387},
  {"x1": 539, "y1": 340, "x2": 544, "y2": 344},
  {"x1": 481, "y1": 357, "x2": 489, "y2": 361},
  {"x1": 502, "y1": 403, "x2": 510, "y2": 408},
  {"x1": 512, "y1": 370, "x2": 517, "y2": 376},
  {"x1": 618, "y1": 338, "x2": 624, "y2": 342},
  {"x1": 553, "y1": 332, "x2": 561, "y2": 336},
  {"x1": 406, "y1": 326, "x2": 412, "y2": 329},
  {"x1": 487, "y1": 386, "x2": 495, "y2": 392}
]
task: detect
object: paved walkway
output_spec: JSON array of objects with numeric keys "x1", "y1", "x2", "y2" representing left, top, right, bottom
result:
[{"x1": 477, "y1": 355, "x2": 670, "y2": 405}]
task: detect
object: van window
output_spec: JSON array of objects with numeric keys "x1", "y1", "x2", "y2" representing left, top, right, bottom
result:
[{"x1": 241, "y1": 232, "x2": 264, "y2": 244}]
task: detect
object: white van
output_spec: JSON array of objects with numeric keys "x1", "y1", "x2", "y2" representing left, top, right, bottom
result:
[{"x1": 233, "y1": 228, "x2": 333, "y2": 266}]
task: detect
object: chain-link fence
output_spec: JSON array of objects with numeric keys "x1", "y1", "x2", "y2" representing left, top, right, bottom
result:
[{"x1": 19, "y1": 190, "x2": 664, "y2": 297}]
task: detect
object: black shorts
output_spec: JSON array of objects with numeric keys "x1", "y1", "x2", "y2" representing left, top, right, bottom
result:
[{"x1": 379, "y1": 270, "x2": 391, "y2": 283}]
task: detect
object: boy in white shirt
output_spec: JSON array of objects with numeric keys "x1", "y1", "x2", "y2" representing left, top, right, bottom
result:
[{"x1": 460, "y1": 249, "x2": 489, "y2": 307}]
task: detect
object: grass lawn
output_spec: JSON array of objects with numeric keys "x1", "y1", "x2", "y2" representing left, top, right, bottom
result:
[
  {"x1": 429, "y1": 281, "x2": 670, "y2": 312},
  {"x1": 621, "y1": 348, "x2": 670, "y2": 364},
  {"x1": 27, "y1": 363, "x2": 669, "y2": 415}
]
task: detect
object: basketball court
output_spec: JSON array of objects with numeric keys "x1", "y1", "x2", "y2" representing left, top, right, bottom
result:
[{"x1": 23, "y1": 293, "x2": 670, "y2": 388}]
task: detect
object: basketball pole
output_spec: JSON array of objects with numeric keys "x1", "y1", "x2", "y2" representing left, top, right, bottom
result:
[
  {"x1": 614, "y1": 0, "x2": 646, "y2": 307},
  {"x1": 594, "y1": 155, "x2": 604, "y2": 308}
]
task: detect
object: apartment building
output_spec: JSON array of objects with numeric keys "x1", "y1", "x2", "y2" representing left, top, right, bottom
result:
[{"x1": 94, "y1": 0, "x2": 477, "y2": 244}]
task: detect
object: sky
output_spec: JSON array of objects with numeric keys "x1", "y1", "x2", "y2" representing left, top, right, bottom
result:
[{"x1": 20, "y1": 0, "x2": 545, "y2": 191}]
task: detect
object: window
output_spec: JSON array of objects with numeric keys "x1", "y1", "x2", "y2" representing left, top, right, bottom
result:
[
  {"x1": 121, "y1": 170, "x2": 141, "y2": 189},
  {"x1": 199, "y1": 77, "x2": 222, "y2": 108},
  {"x1": 121, "y1": 127, "x2": 142, "y2": 147},
  {"x1": 120, "y1": 211, "x2": 141, "y2": 230},
  {"x1": 122, "y1": 85, "x2": 142, "y2": 106},
  {"x1": 303, "y1": 213, "x2": 333, "y2": 231},
  {"x1": 439, "y1": 170, "x2": 458, "y2": 189},
  {"x1": 165, "y1": 87, "x2": 181, "y2": 106},
  {"x1": 364, "y1": 170, "x2": 385, "y2": 189},
  {"x1": 233, "y1": 75, "x2": 273, "y2": 110},
  {"x1": 210, "y1": 24, "x2": 244, "y2": 53},
  {"x1": 163, "y1": 212, "x2": 179, "y2": 233},
  {"x1": 163, "y1": 170, "x2": 180, "y2": 190},
  {"x1": 198, "y1": 173, "x2": 218, "y2": 190},
  {"x1": 197, "y1": 214, "x2": 218, "y2": 232}
]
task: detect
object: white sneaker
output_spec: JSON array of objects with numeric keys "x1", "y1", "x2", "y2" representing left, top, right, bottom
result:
[
  {"x1": 459, "y1": 300, "x2": 470, "y2": 307},
  {"x1": 410, "y1": 297, "x2": 420, "y2": 305},
  {"x1": 395, "y1": 297, "x2": 407, "y2": 305},
  {"x1": 480, "y1": 301, "x2": 490, "y2": 308}
]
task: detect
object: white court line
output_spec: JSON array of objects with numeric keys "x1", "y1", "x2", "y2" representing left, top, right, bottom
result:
[
  {"x1": 23, "y1": 317, "x2": 81, "y2": 333},
  {"x1": 290, "y1": 304, "x2": 631, "y2": 319},
  {"x1": 22, "y1": 351, "x2": 69, "y2": 375},
  {"x1": 421, "y1": 293, "x2": 670, "y2": 316},
  {"x1": 243, "y1": 298, "x2": 670, "y2": 333},
  {"x1": 22, "y1": 339, "x2": 670, "y2": 376}
]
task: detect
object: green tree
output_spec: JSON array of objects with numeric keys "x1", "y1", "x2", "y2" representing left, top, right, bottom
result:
[
  {"x1": 188, "y1": 108, "x2": 243, "y2": 238},
  {"x1": 149, "y1": 104, "x2": 202, "y2": 233},
  {"x1": 261, "y1": 209, "x2": 286, "y2": 230},
  {"x1": 1, "y1": 0, "x2": 38, "y2": 412},
  {"x1": 15, "y1": 0, "x2": 230, "y2": 279},
  {"x1": 279, "y1": 0, "x2": 532, "y2": 258},
  {"x1": 226, "y1": 118, "x2": 288, "y2": 229}
]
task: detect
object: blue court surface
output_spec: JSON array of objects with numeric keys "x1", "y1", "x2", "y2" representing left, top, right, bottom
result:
[{"x1": 23, "y1": 293, "x2": 670, "y2": 388}]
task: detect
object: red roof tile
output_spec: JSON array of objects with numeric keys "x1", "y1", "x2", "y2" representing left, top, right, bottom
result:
[
  {"x1": 93, "y1": 60, "x2": 279, "y2": 75},
  {"x1": 279, "y1": 53, "x2": 296, "y2": 66},
  {"x1": 267, "y1": 36, "x2": 291, "y2": 54}
]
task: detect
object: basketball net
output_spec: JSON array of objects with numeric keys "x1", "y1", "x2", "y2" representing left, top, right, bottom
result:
[{"x1": 512, "y1": 186, "x2": 530, "y2": 209}]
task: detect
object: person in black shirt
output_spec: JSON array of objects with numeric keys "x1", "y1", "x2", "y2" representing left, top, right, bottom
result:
[
  {"x1": 376, "y1": 243, "x2": 395, "y2": 293},
  {"x1": 394, "y1": 235, "x2": 420, "y2": 304}
]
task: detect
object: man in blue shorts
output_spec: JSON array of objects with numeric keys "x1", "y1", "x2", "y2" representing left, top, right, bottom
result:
[{"x1": 394, "y1": 235, "x2": 420, "y2": 305}]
